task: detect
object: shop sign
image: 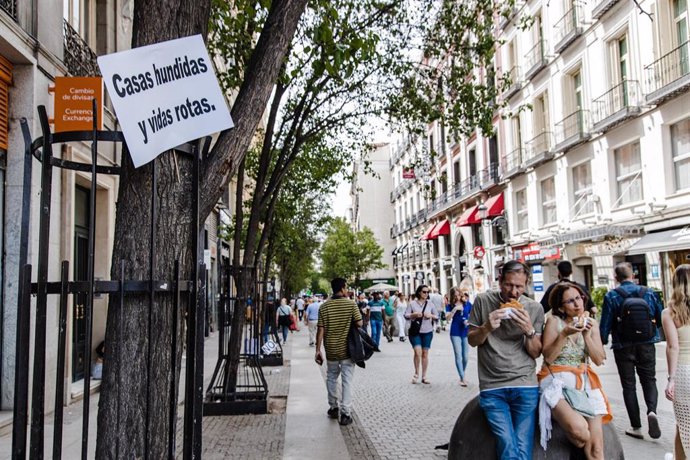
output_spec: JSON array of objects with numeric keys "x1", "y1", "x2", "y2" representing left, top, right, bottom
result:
[
  {"x1": 53, "y1": 76, "x2": 103, "y2": 132},
  {"x1": 651, "y1": 264, "x2": 660, "y2": 279},
  {"x1": 473, "y1": 245, "x2": 486, "y2": 259},
  {"x1": 415, "y1": 271, "x2": 425, "y2": 281},
  {"x1": 513, "y1": 243, "x2": 561, "y2": 262},
  {"x1": 534, "y1": 281, "x2": 544, "y2": 292},
  {"x1": 402, "y1": 167, "x2": 416, "y2": 179},
  {"x1": 403, "y1": 274, "x2": 411, "y2": 281}
]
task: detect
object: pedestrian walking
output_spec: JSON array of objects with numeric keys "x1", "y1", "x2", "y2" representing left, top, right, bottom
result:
[
  {"x1": 537, "y1": 281, "x2": 610, "y2": 459},
  {"x1": 662, "y1": 264, "x2": 690, "y2": 459},
  {"x1": 305, "y1": 296, "x2": 322, "y2": 346},
  {"x1": 396, "y1": 292, "x2": 408, "y2": 342},
  {"x1": 540, "y1": 260, "x2": 596, "y2": 315},
  {"x1": 297, "y1": 296, "x2": 306, "y2": 321},
  {"x1": 276, "y1": 298, "x2": 292, "y2": 344},
  {"x1": 600, "y1": 261, "x2": 664, "y2": 440},
  {"x1": 368, "y1": 292, "x2": 386, "y2": 348},
  {"x1": 429, "y1": 287, "x2": 445, "y2": 333},
  {"x1": 446, "y1": 287, "x2": 472, "y2": 386},
  {"x1": 357, "y1": 293, "x2": 370, "y2": 333},
  {"x1": 468, "y1": 260, "x2": 544, "y2": 460},
  {"x1": 382, "y1": 291, "x2": 396, "y2": 342},
  {"x1": 315, "y1": 278, "x2": 363, "y2": 426},
  {"x1": 405, "y1": 284, "x2": 438, "y2": 384}
]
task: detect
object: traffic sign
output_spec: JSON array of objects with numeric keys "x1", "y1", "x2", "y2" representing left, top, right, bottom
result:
[{"x1": 473, "y1": 245, "x2": 485, "y2": 259}]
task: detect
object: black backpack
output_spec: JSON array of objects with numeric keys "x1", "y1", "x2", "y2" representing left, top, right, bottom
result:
[{"x1": 615, "y1": 287, "x2": 656, "y2": 342}]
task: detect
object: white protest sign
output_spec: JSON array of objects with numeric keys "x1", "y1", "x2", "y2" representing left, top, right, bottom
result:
[{"x1": 97, "y1": 35, "x2": 233, "y2": 168}]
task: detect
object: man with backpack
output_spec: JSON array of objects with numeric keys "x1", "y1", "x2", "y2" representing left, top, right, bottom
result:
[{"x1": 600, "y1": 261, "x2": 664, "y2": 440}]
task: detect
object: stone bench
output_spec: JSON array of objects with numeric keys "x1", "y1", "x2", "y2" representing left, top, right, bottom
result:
[{"x1": 448, "y1": 396, "x2": 624, "y2": 459}]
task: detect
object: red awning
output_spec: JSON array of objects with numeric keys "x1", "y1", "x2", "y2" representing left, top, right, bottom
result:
[
  {"x1": 429, "y1": 220, "x2": 450, "y2": 239},
  {"x1": 455, "y1": 206, "x2": 480, "y2": 227},
  {"x1": 484, "y1": 193, "x2": 504, "y2": 217},
  {"x1": 420, "y1": 224, "x2": 436, "y2": 240}
]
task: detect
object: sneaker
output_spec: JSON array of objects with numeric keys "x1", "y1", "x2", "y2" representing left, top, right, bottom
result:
[
  {"x1": 399, "y1": 337, "x2": 406, "y2": 342},
  {"x1": 648, "y1": 412, "x2": 661, "y2": 439},
  {"x1": 339, "y1": 414, "x2": 353, "y2": 426},
  {"x1": 327, "y1": 407, "x2": 339, "y2": 419},
  {"x1": 625, "y1": 427, "x2": 644, "y2": 439}
]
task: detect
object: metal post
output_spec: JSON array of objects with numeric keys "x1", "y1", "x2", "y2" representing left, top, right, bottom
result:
[
  {"x1": 80, "y1": 99, "x2": 99, "y2": 460},
  {"x1": 192, "y1": 141, "x2": 205, "y2": 458},
  {"x1": 168, "y1": 260, "x2": 180, "y2": 460},
  {"x1": 29, "y1": 105, "x2": 55, "y2": 459},
  {"x1": 116, "y1": 260, "x2": 125, "y2": 459},
  {"x1": 52, "y1": 261, "x2": 70, "y2": 460},
  {"x1": 13, "y1": 118, "x2": 35, "y2": 460}
]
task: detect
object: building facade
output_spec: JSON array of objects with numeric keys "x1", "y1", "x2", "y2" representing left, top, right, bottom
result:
[{"x1": 391, "y1": 0, "x2": 690, "y2": 302}]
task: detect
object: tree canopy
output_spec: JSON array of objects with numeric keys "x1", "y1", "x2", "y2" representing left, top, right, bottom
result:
[{"x1": 320, "y1": 217, "x2": 385, "y2": 286}]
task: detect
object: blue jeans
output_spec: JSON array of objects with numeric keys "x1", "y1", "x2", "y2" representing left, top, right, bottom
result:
[
  {"x1": 370, "y1": 319, "x2": 383, "y2": 347},
  {"x1": 280, "y1": 325, "x2": 289, "y2": 343},
  {"x1": 479, "y1": 386, "x2": 539, "y2": 460},
  {"x1": 450, "y1": 335, "x2": 469, "y2": 380}
]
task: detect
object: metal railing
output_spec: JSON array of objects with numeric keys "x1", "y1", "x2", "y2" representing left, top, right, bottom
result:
[
  {"x1": 644, "y1": 40, "x2": 690, "y2": 96},
  {"x1": 63, "y1": 20, "x2": 101, "y2": 77},
  {"x1": 554, "y1": 5, "x2": 583, "y2": 51},
  {"x1": 524, "y1": 131, "x2": 553, "y2": 161},
  {"x1": 524, "y1": 40, "x2": 547, "y2": 78},
  {"x1": 502, "y1": 65, "x2": 522, "y2": 98},
  {"x1": 592, "y1": 80, "x2": 641, "y2": 127},
  {"x1": 502, "y1": 147, "x2": 524, "y2": 174},
  {"x1": 1, "y1": 0, "x2": 17, "y2": 20},
  {"x1": 555, "y1": 110, "x2": 589, "y2": 146}
]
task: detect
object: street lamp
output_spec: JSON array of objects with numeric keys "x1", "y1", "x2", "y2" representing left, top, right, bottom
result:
[{"x1": 477, "y1": 203, "x2": 490, "y2": 227}]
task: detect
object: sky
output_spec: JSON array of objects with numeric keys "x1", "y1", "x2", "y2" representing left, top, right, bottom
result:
[{"x1": 330, "y1": 177, "x2": 351, "y2": 220}]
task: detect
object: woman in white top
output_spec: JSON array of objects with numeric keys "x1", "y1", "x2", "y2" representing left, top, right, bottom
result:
[
  {"x1": 396, "y1": 293, "x2": 408, "y2": 342},
  {"x1": 404, "y1": 285, "x2": 438, "y2": 384}
]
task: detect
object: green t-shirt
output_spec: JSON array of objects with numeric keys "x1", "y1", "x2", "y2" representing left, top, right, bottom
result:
[
  {"x1": 468, "y1": 290, "x2": 545, "y2": 391},
  {"x1": 317, "y1": 297, "x2": 362, "y2": 361},
  {"x1": 383, "y1": 298, "x2": 395, "y2": 317}
]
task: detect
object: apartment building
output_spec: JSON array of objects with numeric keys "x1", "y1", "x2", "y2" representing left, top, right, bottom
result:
[
  {"x1": 350, "y1": 143, "x2": 396, "y2": 287},
  {"x1": 391, "y1": 0, "x2": 690, "y2": 300}
]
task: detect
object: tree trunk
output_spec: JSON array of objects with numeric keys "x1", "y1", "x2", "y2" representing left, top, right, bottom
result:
[{"x1": 96, "y1": 0, "x2": 308, "y2": 457}]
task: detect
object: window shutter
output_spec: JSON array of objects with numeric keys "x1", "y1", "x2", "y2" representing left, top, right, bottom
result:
[{"x1": 0, "y1": 54, "x2": 13, "y2": 151}]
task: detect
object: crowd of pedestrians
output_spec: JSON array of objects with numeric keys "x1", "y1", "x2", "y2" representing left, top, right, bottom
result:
[{"x1": 268, "y1": 258, "x2": 690, "y2": 459}]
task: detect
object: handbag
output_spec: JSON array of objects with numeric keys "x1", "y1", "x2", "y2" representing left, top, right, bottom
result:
[
  {"x1": 546, "y1": 357, "x2": 596, "y2": 418},
  {"x1": 408, "y1": 301, "x2": 427, "y2": 337}
]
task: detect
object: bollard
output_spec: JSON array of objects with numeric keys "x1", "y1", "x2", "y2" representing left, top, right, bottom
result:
[{"x1": 448, "y1": 396, "x2": 625, "y2": 459}]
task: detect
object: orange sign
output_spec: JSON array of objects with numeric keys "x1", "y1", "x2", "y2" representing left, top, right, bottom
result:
[{"x1": 53, "y1": 76, "x2": 103, "y2": 132}]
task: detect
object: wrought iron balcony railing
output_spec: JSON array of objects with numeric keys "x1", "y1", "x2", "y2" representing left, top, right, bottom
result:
[
  {"x1": 524, "y1": 131, "x2": 553, "y2": 164},
  {"x1": 478, "y1": 163, "x2": 500, "y2": 189},
  {"x1": 592, "y1": 0, "x2": 621, "y2": 19},
  {"x1": 524, "y1": 40, "x2": 548, "y2": 80},
  {"x1": 554, "y1": 110, "x2": 590, "y2": 152},
  {"x1": 645, "y1": 40, "x2": 690, "y2": 105},
  {"x1": 501, "y1": 148, "x2": 524, "y2": 179},
  {"x1": 63, "y1": 20, "x2": 101, "y2": 77},
  {"x1": 502, "y1": 65, "x2": 522, "y2": 100},
  {"x1": 591, "y1": 80, "x2": 641, "y2": 132},
  {"x1": 1, "y1": 0, "x2": 17, "y2": 20},
  {"x1": 554, "y1": 5, "x2": 584, "y2": 53}
]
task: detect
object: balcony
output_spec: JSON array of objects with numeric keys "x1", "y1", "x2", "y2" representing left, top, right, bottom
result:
[
  {"x1": 645, "y1": 41, "x2": 690, "y2": 105},
  {"x1": 501, "y1": 65, "x2": 522, "y2": 100},
  {"x1": 63, "y1": 20, "x2": 101, "y2": 77},
  {"x1": 524, "y1": 40, "x2": 548, "y2": 80},
  {"x1": 592, "y1": 0, "x2": 621, "y2": 19},
  {"x1": 499, "y1": 6, "x2": 519, "y2": 30},
  {"x1": 554, "y1": 110, "x2": 590, "y2": 153},
  {"x1": 591, "y1": 80, "x2": 641, "y2": 133},
  {"x1": 1, "y1": 0, "x2": 17, "y2": 21},
  {"x1": 524, "y1": 131, "x2": 554, "y2": 168},
  {"x1": 478, "y1": 163, "x2": 500, "y2": 189},
  {"x1": 501, "y1": 148, "x2": 525, "y2": 179},
  {"x1": 554, "y1": 5, "x2": 584, "y2": 54}
]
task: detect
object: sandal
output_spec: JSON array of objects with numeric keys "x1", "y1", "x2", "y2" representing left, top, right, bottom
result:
[
  {"x1": 411, "y1": 374, "x2": 418, "y2": 384},
  {"x1": 459, "y1": 380, "x2": 468, "y2": 387},
  {"x1": 422, "y1": 378, "x2": 431, "y2": 385}
]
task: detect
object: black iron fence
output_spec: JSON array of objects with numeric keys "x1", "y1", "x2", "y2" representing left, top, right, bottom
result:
[
  {"x1": 14, "y1": 104, "x2": 209, "y2": 460},
  {"x1": 525, "y1": 131, "x2": 553, "y2": 161}
]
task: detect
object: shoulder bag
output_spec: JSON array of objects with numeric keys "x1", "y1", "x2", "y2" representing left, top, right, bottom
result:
[{"x1": 408, "y1": 301, "x2": 427, "y2": 337}]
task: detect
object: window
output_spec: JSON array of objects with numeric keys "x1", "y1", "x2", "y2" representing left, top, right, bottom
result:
[
  {"x1": 533, "y1": 92, "x2": 549, "y2": 135},
  {"x1": 614, "y1": 141, "x2": 643, "y2": 205},
  {"x1": 674, "y1": 0, "x2": 689, "y2": 74},
  {"x1": 453, "y1": 161, "x2": 461, "y2": 185},
  {"x1": 671, "y1": 118, "x2": 690, "y2": 191},
  {"x1": 541, "y1": 177, "x2": 557, "y2": 225},
  {"x1": 515, "y1": 188, "x2": 528, "y2": 232},
  {"x1": 572, "y1": 162, "x2": 593, "y2": 216},
  {"x1": 573, "y1": 70, "x2": 583, "y2": 113},
  {"x1": 511, "y1": 115, "x2": 522, "y2": 153}
]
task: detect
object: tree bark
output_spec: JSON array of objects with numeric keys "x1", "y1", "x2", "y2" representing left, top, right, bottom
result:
[{"x1": 96, "y1": 0, "x2": 308, "y2": 458}]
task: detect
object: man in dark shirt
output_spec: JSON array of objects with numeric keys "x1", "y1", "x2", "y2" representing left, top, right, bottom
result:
[{"x1": 540, "y1": 261, "x2": 595, "y2": 314}]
